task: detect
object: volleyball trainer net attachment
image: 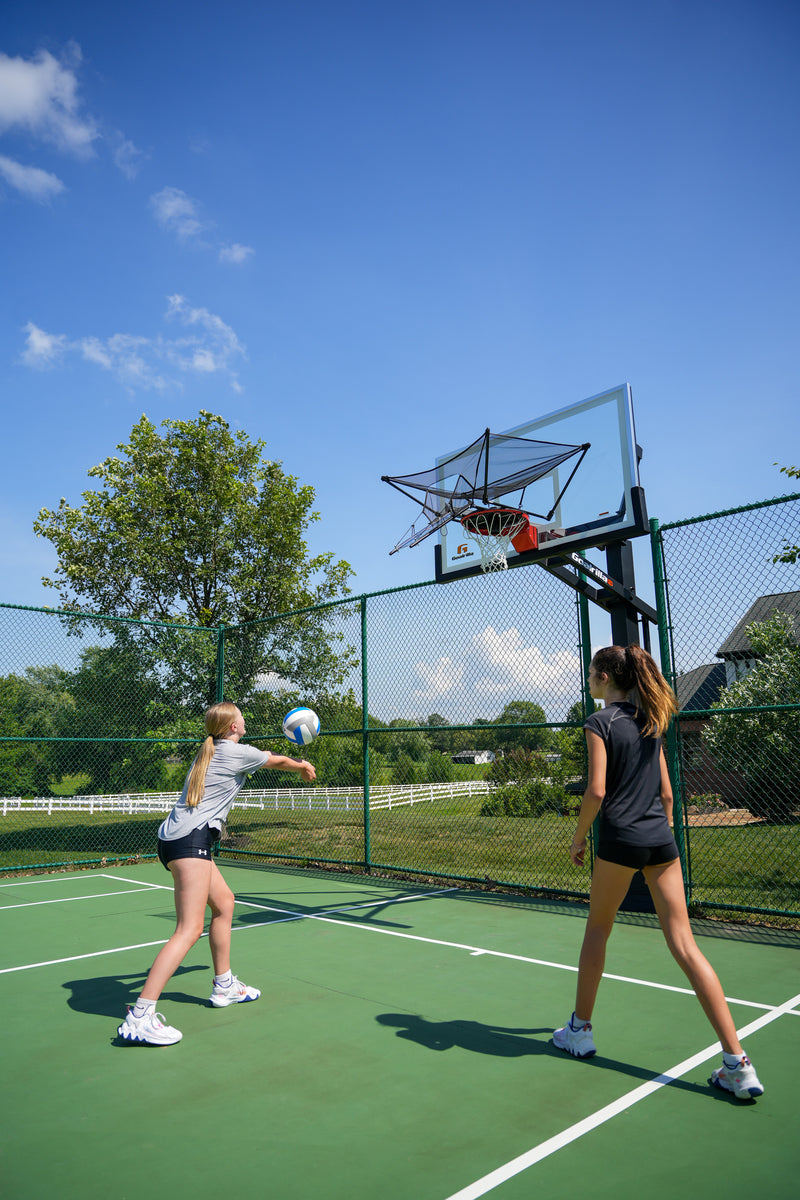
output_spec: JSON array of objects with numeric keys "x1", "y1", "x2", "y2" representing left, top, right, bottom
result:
[{"x1": 382, "y1": 427, "x2": 589, "y2": 557}]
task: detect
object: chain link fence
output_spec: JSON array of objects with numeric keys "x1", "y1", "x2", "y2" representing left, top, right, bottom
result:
[
  {"x1": 2, "y1": 491, "x2": 798, "y2": 920},
  {"x1": 654, "y1": 493, "x2": 800, "y2": 918}
]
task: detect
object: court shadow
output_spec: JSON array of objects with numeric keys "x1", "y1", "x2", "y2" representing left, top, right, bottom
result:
[
  {"x1": 62, "y1": 963, "x2": 208, "y2": 1020},
  {"x1": 375, "y1": 1013, "x2": 715, "y2": 1098},
  {"x1": 376, "y1": 1013, "x2": 554, "y2": 1056},
  {"x1": 233, "y1": 891, "x2": 421, "y2": 932}
]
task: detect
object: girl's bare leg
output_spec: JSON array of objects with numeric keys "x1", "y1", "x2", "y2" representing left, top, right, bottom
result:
[
  {"x1": 575, "y1": 857, "x2": 636, "y2": 1020},
  {"x1": 644, "y1": 858, "x2": 743, "y2": 1056},
  {"x1": 138, "y1": 858, "x2": 212, "y2": 1001},
  {"x1": 206, "y1": 860, "x2": 236, "y2": 977}
]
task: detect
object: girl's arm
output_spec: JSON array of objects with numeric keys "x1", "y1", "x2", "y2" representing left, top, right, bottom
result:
[
  {"x1": 658, "y1": 746, "x2": 673, "y2": 825},
  {"x1": 570, "y1": 730, "x2": 606, "y2": 865},
  {"x1": 263, "y1": 753, "x2": 317, "y2": 783}
]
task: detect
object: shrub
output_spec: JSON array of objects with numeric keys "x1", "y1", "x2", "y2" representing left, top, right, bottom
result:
[{"x1": 481, "y1": 749, "x2": 578, "y2": 817}]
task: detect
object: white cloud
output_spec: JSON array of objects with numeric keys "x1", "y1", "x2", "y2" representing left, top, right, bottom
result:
[
  {"x1": 413, "y1": 656, "x2": 465, "y2": 700},
  {"x1": 149, "y1": 186, "x2": 208, "y2": 240},
  {"x1": 0, "y1": 45, "x2": 98, "y2": 157},
  {"x1": 472, "y1": 625, "x2": 580, "y2": 694},
  {"x1": 20, "y1": 296, "x2": 246, "y2": 392},
  {"x1": 112, "y1": 133, "x2": 145, "y2": 179},
  {"x1": 0, "y1": 154, "x2": 64, "y2": 200},
  {"x1": 21, "y1": 322, "x2": 68, "y2": 367},
  {"x1": 219, "y1": 242, "x2": 254, "y2": 264}
]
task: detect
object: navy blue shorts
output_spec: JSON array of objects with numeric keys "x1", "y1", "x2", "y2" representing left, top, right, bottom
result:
[
  {"x1": 597, "y1": 838, "x2": 679, "y2": 870},
  {"x1": 157, "y1": 823, "x2": 217, "y2": 871}
]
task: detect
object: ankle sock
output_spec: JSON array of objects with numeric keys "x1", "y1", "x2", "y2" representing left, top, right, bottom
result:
[
  {"x1": 570, "y1": 1013, "x2": 591, "y2": 1030},
  {"x1": 132, "y1": 998, "x2": 156, "y2": 1019},
  {"x1": 723, "y1": 1052, "x2": 744, "y2": 1069},
  {"x1": 215, "y1": 972, "x2": 233, "y2": 989}
]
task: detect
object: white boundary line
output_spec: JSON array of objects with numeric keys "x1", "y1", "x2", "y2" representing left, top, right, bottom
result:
[
  {"x1": 442, "y1": 990, "x2": 800, "y2": 1200},
  {"x1": 0, "y1": 878, "x2": 795, "y2": 1024},
  {"x1": 0, "y1": 888, "x2": 162, "y2": 911}
]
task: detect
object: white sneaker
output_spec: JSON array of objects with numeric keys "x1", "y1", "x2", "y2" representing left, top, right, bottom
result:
[
  {"x1": 553, "y1": 1014, "x2": 596, "y2": 1058},
  {"x1": 117, "y1": 1008, "x2": 182, "y2": 1046},
  {"x1": 209, "y1": 975, "x2": 261, "y2": 1007},
  {"x1": 710, "y1": 1056, "x2": 764, "y2": 1100}
]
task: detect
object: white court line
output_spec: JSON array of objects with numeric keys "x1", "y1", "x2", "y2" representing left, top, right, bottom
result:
[
  {"x1": 1, "y1": 882, "x2": 796, "y2": 1023},
  {"x1": 0, "y1": 888, "x2": 162, "y2": 911},
  {"x1": 0, "y1": 887, "x2": 457, "y2": 974},
  {"x1": 442, "y1": 989, "x2": 800, "y2": 1200}
]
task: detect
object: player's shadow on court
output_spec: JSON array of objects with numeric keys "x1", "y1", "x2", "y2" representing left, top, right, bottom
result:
[
  {"x1": 376, "y1": 1013, "x2": 715, "y2": 1098},
  {"x1": 376, "y1": 1013, "x2": 553, "y2": 1056},
  {"x1": 62, "y1": 964, "x2": 208, "y2": 1020}
]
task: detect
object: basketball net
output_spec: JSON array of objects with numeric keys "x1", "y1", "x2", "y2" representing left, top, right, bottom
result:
[{"x1": 459, "y1": 509, "x2": 531, "y2": 573}]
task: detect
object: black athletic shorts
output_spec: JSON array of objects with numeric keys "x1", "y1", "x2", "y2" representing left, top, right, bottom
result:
[
  {"x1": 157, "y1": 823, "x2": 217, "y2": 871},
  {"x1": 596, "y1": 837, "x2": 679, "y2": 870}
]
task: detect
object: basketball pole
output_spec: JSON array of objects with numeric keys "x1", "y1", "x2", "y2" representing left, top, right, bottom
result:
[{"x1": 605, "y1": 541, "x2": 642, "y2": 648}]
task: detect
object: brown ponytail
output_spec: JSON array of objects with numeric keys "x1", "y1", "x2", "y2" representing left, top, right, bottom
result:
[
  {"x1": 591, "y1": 644, "x2": 677, "y2": 737},
  {"x1": 185, "y1": 702, "x2": 240, "y2": 808}
]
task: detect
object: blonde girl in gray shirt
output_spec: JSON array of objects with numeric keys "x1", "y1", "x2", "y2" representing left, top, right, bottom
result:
[{"x1": 118, "y1": 701, "x2": 315, "y2": 1045}]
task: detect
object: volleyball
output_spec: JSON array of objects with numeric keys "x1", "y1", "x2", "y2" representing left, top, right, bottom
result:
[{"x1": 282, "y1": 707, "x2": 320, "y2": 747}]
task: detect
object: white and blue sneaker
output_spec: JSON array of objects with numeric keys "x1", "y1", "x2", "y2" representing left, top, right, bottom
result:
[
  {"x1": 117, "y1": 1008, "x2": 182, "y2": 1045},
  {"x1": 209, "y1": 975, "x2": 261, "y2": 1007},
  {"x1": 710, "y1": 1056, "x2": 764, "y2": 1100},
  {"x1": 553, "y1": 1013, "x2": 596, "y2": 1058}
]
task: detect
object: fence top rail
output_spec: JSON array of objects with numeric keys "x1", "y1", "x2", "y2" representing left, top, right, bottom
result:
[{"x1": 657, "y1": 490, "x2": 800, "y2": 532}]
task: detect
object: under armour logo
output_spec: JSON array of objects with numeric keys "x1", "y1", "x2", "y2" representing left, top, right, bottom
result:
[{"x1": 198, "y1": 849, "x2": 208, "y2": 856}]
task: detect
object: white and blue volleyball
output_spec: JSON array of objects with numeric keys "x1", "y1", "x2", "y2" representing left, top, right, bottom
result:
[{"x1": 282, "y1": 707, "x2": 321, "y2": 747}]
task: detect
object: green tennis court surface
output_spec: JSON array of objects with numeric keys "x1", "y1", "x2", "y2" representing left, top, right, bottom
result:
[{"x1": 2, "y1": 862, "x2": 797, "y2": 1200}]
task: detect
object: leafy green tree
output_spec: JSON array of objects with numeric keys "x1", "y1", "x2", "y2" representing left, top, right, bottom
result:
[
  {"x1": 53, "y1": 643, "x2": 173, "y2": 793},
  {"x1": 493, "y1": 700, "x2": 555, "y2": 754},
  {"x1": 34, "y1": 411, "x2": 355, "y2": 707},
  {"x1": 702, "y1": 612, "x2": 800, "y2": 821},
  {"x1": 0, "y1": 671, "x2": 70, "y2": 795},
  {"x1": 773, "y1": 463, "x2": 799, "y2": 564}
]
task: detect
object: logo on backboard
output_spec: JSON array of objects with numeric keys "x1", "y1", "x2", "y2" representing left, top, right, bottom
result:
[{"x1": 453, "y1": 543, "x2": 474, "y2": 561}]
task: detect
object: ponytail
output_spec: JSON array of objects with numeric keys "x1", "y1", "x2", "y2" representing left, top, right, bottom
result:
[
  {"x1": 185, "y1": 701, "x2": 240, "y2": 808},
  {"x1": 591, "y1": 644, "x2": 677, "y2": 737}
]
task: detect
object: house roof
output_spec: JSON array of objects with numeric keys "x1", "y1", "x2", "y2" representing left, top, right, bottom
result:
[
  {"x1": 674, "y1": 663, "x2": 727, "y2": 711},
  {"x1": 716, "y1": 590, "x2": 800, "y2": 658}
]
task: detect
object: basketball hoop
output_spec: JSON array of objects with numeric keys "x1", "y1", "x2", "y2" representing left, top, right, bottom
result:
[{"x1": 459, "y1": 508, "x2": 537, "y2": 572}]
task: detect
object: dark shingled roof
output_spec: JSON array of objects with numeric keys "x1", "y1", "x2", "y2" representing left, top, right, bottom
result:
[
  {"x1": 716, "y1": 591, "x2": 800, "y2": 658},
  {"x1": 675, "y1": 663, "x2": 727, "y2": 711}
]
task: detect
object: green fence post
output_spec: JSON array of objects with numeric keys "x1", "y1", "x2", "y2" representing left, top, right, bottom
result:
[
  {"x1": 650, "y1": 518, "x2": 690, "y2": 894},
  {"x1": 361, "y1": 596, "x2": 371, "y2": 873},
  {"x1": 216, "y1": 626, "x2": 225, "y2": 704},
  {"x1": 576, "y1": 589, "x2": 598, "y2": 866}
]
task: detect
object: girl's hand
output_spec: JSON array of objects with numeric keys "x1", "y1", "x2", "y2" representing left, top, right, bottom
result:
[
  {"x1": 298, "y1": 761, "x2": 316, "y2": 783},
  {"x1": 570, "y1": 837, "x2": 587, "y2": 866}
]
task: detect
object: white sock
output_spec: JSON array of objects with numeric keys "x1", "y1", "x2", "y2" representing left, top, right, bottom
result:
[
  {"x1": 132, "y1": 998, "x2": 156, "y2": 1019},
  {"x1": 570, "y1": 1013, "x2": 591, "y2": 1030},
  {"x1": 215, "y1": 971, "x2": 233, "y2": 989},
  {"x1": 723, "y1": 1051, "x2": 744, "y2": 1068}
]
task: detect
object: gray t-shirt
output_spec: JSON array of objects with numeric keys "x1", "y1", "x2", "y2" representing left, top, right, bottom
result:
[{"x1": 158, "y1": 740, "x2": 271, "y2": 841}]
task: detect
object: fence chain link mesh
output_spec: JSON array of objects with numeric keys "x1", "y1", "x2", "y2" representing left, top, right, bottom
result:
[
  {"x1": 656, "y1": 493, "x2": 800, "y2": 917},
  {"x1": 2, "y1": 490, "x2": 798, "y2": 921}
]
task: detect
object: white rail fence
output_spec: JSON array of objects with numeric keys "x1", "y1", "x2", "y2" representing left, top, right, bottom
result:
[{"x1": 1, "y1": 779, "x2": 492, "y2": 818}]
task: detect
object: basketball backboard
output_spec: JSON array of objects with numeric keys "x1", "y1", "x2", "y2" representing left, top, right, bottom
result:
[{"x1": 435, "y1": 384, "x2": 647, "y2": 582}]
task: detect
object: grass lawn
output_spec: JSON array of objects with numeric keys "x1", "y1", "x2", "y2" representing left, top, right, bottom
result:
[{"x1": 2, "y1": 794, "x2": 798, "y2": 922}]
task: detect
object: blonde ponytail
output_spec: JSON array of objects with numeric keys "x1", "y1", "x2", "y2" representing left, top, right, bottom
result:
[{"x1": 185, "y1": 702, "x2": 241, "y2": 808}]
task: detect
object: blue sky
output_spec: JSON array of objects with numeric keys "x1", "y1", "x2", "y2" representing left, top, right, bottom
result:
[{"x1": 1, "y1": 0, "x2": 798, "y2": 622}]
